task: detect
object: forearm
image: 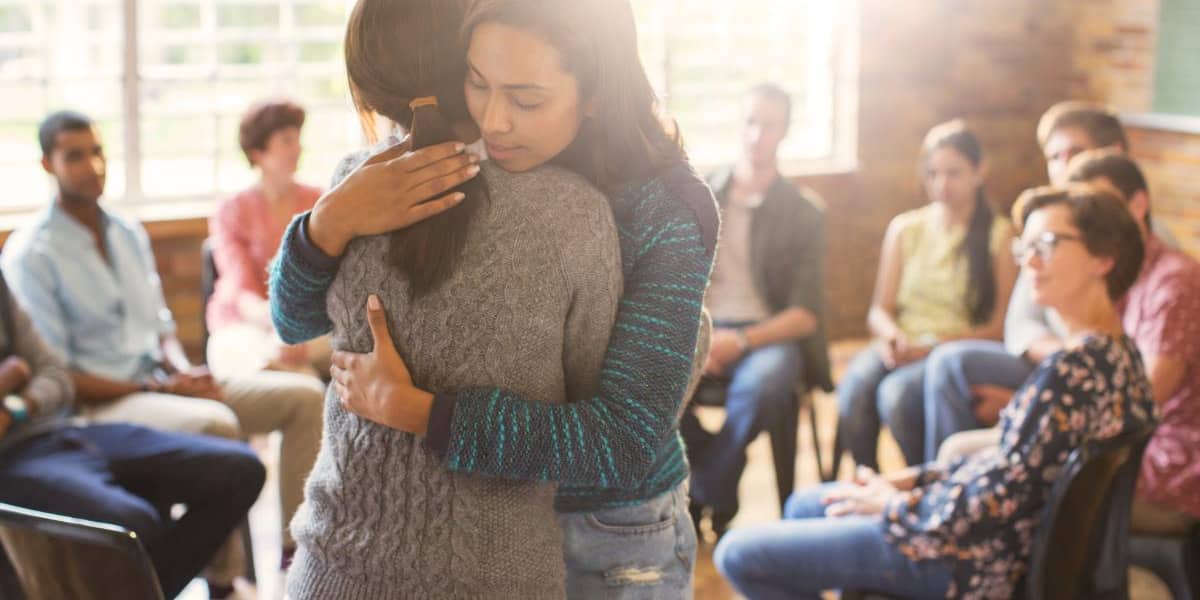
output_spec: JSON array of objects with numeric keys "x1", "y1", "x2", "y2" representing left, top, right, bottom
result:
[
  {"x1": 868, "y1": 306, "x2": 903, "y2": 340},
  {"x1": 160, "y1": 336, "x2": 192, "y2": 373},
  {"x1": 743, "y1": 307, "x2": 816, "y2": 349},
  {"x1": 72, "y1": 371, "x2": 142, "y2": 406},
  {"x1": 885, "y1": 466, "x2": 921, "y2": 491},
  {"x1": 432, "y1": 213, "x2": 713, "y2": 488},
  {"x1": 268, "y1": 213, "x2": 338, "y2": 344},
  {"x1": 307, "y1": 196, "x2": 354, "y2": 258}
]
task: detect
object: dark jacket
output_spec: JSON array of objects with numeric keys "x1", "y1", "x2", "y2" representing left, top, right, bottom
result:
[{"x1": 707, "y1": 168, "x2": 833, "y2": 392}]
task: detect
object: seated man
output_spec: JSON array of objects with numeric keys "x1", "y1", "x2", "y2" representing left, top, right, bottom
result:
[
  {"x1": 682, "y1": 84, "x2": 832, "y2": 535},
  {"x1": 0, "y1": 269, "x2": 265, "y2": 599},
  {"x1": 1068, "y1": 150, "x2": 1200, "y2": 535},
  {"x1": 0, "y1": 110, "x2": 324, "y2": 573}
]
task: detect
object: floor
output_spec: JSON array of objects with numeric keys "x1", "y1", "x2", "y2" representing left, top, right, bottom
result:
[{"x1": 180, "y1": 341, "x2": 1173, "y2": 600}]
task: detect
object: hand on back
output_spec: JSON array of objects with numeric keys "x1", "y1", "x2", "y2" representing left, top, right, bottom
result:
[{"x1": 308, "y1": 141, "x2": 482, "y2": 256}]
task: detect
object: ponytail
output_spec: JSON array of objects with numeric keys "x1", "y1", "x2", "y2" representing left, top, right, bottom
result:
[
  {"x1": 388, "y1": 97, "x2": 489, "y2": 298},
  {"x1": 964, "y1": 187, "x2": 996, "y2": 325}
]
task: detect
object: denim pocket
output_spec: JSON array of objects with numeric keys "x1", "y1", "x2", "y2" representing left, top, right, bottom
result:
[{"x1": 585, "y1": 503, "x2": 677, "y2": 535}]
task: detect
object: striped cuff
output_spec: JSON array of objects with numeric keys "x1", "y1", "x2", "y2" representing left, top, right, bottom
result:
[
  {"x1": 422, "y1": 392, "x2": 457, "y2": 456},
  {"x1": 291, "y1": 212, "x2": 341, "y2": 273}
]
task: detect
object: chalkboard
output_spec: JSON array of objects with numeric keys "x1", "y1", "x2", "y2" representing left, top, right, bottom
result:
[{"x1": 1153, "y1": 0, "x2": 1200, "y2": 117}]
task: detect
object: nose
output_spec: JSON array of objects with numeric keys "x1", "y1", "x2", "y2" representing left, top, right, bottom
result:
[
  {"x1": 1022, "y1": 249, "x2": 1042, "y2": 271},
  {"x1": 480, "y1": 94, "x2": 513, "y2": 136},
  {"x1": 89, "y1": 154, "x2": 105, "y2": 178}
]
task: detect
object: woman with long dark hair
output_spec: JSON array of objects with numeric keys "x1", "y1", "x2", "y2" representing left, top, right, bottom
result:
[{"x1": 837, "y1": 120, "x2": 1017, "y2": 469}]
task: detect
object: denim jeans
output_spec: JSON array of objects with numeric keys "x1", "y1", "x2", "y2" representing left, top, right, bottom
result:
[
  {"x1": 0, "y1": 424, "x2": 265, "y2": 598},
  {"x1": 714, "y1": 483, "x2": 953, "y2": 600},
  {"x1": 560, "y1": 482, "x2": 696, "y2": 599},
  {"x1": 836, "y1": 346, "x2": 927, "y2": 469},
  {"x1": 922, "y1": 340, "x2": 1034, "y2": 462},
  {"x1": 686, "y1": 321, "x2": 803, "y2": 516}
]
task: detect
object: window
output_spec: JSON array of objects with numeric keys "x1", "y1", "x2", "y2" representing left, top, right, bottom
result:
[
  {"x1": 631, "y1": 0, "x2": 858, "y2": 174},
  {"x1": 0, "y1": 0, "x2": 858, "y2": 214},
  {"x1": 1153, "y1": 0, "x2": 1200, "y2": 118},
  {"x1": 0, "y1": 0, "x2": 357, "y2": 213}
]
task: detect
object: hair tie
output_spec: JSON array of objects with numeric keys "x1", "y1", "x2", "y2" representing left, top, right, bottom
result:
[{"x1": 410, "y1": 96, "x2": 439, "y2": 110}]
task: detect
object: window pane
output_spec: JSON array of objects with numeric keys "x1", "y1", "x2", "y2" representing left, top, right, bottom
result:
[
  {"x1": 631, "y1": 0, "x2": 844, "y2": 168},
  {"x1": 136, "y1": 0, "x2": 356, "y2": 204},
  {"x1": 0, "y1": 5, "x2": 32, "y2": 34},
  {"x1": 216, "y1": 3, "x2": 279, "y2": 28},
  {"x1": 0, "y1": 0, "x2": 123, "y2": 213}
]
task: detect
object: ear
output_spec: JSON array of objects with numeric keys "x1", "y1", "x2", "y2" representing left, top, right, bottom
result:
[
  {"x1": 40, "y1": 156, "x2": 53, "y2": 176},
  {"x1": 1128, "y1": 190, "x2": 1150, "y2": 225},
  {"x1": 1093, "y1": 254, "x2": 1116, "y2": 280}
]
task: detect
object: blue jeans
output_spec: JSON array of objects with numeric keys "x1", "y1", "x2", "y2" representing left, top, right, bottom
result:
[
  {"x1": 687, "y1": 327, "x2": 803, "y2": 516},
  {"x1": 714, "y1": 483, "x2": 953, "y2": 600},
  {"x1": 560, "y1": 482, "x2": 696, "y2": 599},
  {"x1": 837, "y1": 347, "x2": 927, "y2": 469},
  {"x1": 0, "y1": 424, "x2": 265, "y2": 598},
  {"x1": 922, "y1": 341, "x2": 1034, "y2": 461}
]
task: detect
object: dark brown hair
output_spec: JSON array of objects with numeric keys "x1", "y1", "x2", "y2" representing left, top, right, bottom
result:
[
  {"x1": 1014, "y1": 185, "x2": 1144, "y2": 301},
  {"x1": 1036, "y1": 101, "x2": 1129, "y2": 152},
  {"x1": 921, "y1": 119, "x2": 997, "y2": 325},
  {"x1": 1065, "y1": 149, "x2": 1152, "y2": 228},
  {"x1": 463, "y1": 0, "x2": 685, "y2": 193},
  {"x1": 238, "y1": 100, "x2": 306, "y2": 166},
  {"x1": 344, "y1": 0, "x2": 486, "y2": 297},
  {"x1": 39, "y1": 110, "x2": 94, "y2": 157}
]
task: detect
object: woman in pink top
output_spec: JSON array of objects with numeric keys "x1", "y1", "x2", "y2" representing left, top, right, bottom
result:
[{"x1": 207, "y1": 100, "x2": 328, "y2": 377}]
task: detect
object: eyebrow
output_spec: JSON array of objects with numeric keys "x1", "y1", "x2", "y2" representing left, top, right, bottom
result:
[{"x1": 467, "y1": 61, "x2": 549, "y2": 92}]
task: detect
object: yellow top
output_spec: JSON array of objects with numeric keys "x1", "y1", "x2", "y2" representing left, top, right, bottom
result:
[{"x1": 893, "y1": 204, "x2": 1013, "y2": 339}]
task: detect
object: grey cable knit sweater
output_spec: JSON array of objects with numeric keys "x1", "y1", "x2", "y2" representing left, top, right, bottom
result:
[{"x1": 287, "y1": 156, "x2": 622, "y2": 600}]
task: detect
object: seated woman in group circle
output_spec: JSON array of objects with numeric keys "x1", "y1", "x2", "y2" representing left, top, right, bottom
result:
[{"x1": 838, "y1": 120, "x2": 1018, "y2": 469}]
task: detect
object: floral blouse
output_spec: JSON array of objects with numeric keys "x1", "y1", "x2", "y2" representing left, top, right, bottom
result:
[{"x1": 884, "y1": 334, "x2": 1157, "y2": 599}]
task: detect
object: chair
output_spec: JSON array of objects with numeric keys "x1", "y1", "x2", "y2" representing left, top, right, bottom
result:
[
  {"x1": 1129, "y1": 528, "x2": 1200, "y2": 600},
  {"x1": 845, "y1": 427, "x2": 1154, "y2": 600},
  {"x1": 0, "y1": 502, "x2": 164, "y2": 600},
  {"x1": 688, "y1": 377, "x2": 839, "y2": 511},
  {"x1": 1023, "y1": 426, "x2": 1154, "y2": 600}
]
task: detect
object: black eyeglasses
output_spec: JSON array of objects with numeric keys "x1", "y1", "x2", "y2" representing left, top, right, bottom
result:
[{"x1": 1011, "y1": 231, "x2": 1081, "y2": 263}]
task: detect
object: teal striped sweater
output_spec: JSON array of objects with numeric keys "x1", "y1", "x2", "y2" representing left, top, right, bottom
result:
[{"x1": 269, "y1": 160, "x2": 719, "y2": 512}]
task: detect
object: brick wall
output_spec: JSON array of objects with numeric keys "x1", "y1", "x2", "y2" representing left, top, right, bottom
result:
[
  {"x1": 1069, "y1": 0, "x2": 1200, "y2": 259},
  {"x1": 798, "y1": 0, "x2": 1078, "y2": 339},
  {"x1": 798, "y1": 0, "x2": 1198, "y2": 340}
]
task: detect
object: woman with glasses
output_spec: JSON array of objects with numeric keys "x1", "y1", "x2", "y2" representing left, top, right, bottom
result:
[
  {"x1": 837, "y1": 120, "x2": 1018, "y2": 470},
  {"x1": 714, "y1": 184, "x2": 1156, "y2": 600}
]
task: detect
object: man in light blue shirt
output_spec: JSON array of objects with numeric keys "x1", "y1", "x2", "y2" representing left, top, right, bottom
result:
[{"x1": 1, "y1": 110, "x2": 325, "y2": 586}]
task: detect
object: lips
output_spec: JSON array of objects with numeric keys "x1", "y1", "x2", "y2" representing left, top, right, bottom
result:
[{"x1": 484, "y1": 140, "x2": 521, "y2": 160}]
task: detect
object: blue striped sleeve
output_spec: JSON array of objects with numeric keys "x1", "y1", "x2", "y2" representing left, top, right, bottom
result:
[
  {"x1": 268, "y1": 212, "x2": 338, "y2": 344},
  {"x1": 430, "y1": 179, "x2": 718, "y2": 490}
]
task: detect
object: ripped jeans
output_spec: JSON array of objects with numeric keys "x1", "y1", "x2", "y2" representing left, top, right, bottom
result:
[{"x1": 560, "y1": 482, "x2": 696, "y2": 599}]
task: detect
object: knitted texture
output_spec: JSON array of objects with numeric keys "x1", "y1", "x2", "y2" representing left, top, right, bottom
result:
[
  {"x1": 286, "y1": 156, "x2": 621, "y2": 600},
  {"x1": 267, "y1": 160, "x2": 720, "y2": 515},
  {"x1": 437, "y1": 162, "x2": 719, "y2": 512}
]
